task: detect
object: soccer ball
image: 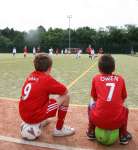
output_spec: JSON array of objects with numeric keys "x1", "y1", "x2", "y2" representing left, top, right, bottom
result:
[
  {"x1": 20, "y1": 123, "x2": 42, "y2": 140},
  {"x1": 95, "y1": 127, "x2": 119, "y2": 145}
]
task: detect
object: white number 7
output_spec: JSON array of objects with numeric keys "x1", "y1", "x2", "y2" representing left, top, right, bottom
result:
[{"x1": 106, "y1": 83, "x2": 115, "y2": 102}]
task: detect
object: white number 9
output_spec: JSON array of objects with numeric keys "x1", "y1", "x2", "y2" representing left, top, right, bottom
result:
[{"x1": 22, "y1": 83, "x2": 32, "y2": 100}]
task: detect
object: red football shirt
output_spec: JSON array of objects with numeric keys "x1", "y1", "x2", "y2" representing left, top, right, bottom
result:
[
  {"x1": 24, "y1": 47, "x2": 28, "y2": 53},
  {"x1": 19, "y1": 71, "x2": 67, "y2": 124},
  {"x1": 86, "y1": 48, "x2": 92, "y2": 54},
  {"x1": 90, "y1": 74, "x2": 127, "y2": 129}
]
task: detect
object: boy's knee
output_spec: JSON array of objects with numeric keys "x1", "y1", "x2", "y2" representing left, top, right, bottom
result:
[
  {"x1": 63, "y1": 94, "x2": 70, "y2": 104},
  {"x1": 57, "y1": 94, "x2": 70, "y2": 105},
  {"x1": 66, "y1": 94, "x2": 70, "y2": 100},
  {"x1": 62, "y1": 94, "x2": 70, "y2": 106},
  {"x1": 88, "y1": 99, "x2": 96, "y2": 109}
]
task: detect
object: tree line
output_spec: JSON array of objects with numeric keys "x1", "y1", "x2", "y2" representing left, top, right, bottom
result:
[{"x1": 0, "y1": 25, "x2": 138, "y2": 53}]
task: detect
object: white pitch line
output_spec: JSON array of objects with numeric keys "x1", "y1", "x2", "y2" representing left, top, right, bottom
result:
[
  {"x1": 0, "y1": 97, "x2": 18, "y2": 101},
  {"x1": 0, "y1": 135, "x2": 93, "y2": 150},
  {"x1": 67, "y1": 61, "x2": 97, "y2": 89},
  {"x1": 0, "y1": 97, "x2": 138, "y2": 110},
  {"x1": 70, "y1": 104, "x2": 138, "y2": 110}
]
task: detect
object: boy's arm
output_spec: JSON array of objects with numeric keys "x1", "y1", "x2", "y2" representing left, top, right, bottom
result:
[
  {"x1": 122, "y1": 78, "x2": 127, "y2": 101},
  {"x1": 47, "y1": 76, "x2": 67, "y2": 95},
  {"x1": 91, "y1": 78, "x2": 97, "y2": 101}
]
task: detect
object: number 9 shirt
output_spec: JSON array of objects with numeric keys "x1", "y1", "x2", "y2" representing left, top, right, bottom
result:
[{"x1": 19, "y1": 71, "x2": 67, "y2": 124}]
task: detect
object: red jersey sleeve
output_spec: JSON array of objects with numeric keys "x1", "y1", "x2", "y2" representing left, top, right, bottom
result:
[
  {"x1": 47, "y1": 76, "x2": 67, "y2": 95},
  {"x1": 91, "y1": 77, "x2": 97, "y2": 101}
]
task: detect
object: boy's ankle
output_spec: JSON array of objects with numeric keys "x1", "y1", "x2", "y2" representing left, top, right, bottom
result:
[
  {"x1": 126, "y1": 132, "x2": 132, "y2": 140},
  {"x1": 119, "y1": 132, "x2": 132, "y2": 145},
  {"x1": 119, "y1": 136, "x2": 129, "y2": 145},
  {"x1": 86, "y1": 129, "x2": 96, "y2": 140}
]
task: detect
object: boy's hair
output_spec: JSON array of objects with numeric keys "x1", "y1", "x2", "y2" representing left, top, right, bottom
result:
[
  {"x1": 98, "y1": 54, "x2": 115, "y2": 74},
  {"x1": 34, "y1": 53, "x2": 52, "y2": 71}
]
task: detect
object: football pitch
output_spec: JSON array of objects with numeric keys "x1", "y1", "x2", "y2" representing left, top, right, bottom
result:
[{"x1": 0, "y1": 53, "x2": 138, "y2": 107}]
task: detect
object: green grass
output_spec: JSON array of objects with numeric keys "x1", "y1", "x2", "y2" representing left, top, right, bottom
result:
[{"x1": 0, "y1": 53, "x2": 138, "y2": 107}]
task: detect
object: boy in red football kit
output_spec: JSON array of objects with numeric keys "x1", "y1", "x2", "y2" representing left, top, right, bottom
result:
[
  {"x1": 23, "y1": 46, "x2": 28, "y2": 57},
  {"x1": 19, "y1": 53, "x2": 75, "y2": 140},
  {"x1": 87, "y1": 54, "x2": 132, "y2": 145}
]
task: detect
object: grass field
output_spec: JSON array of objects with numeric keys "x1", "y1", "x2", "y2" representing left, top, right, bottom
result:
[{"x1": 0, "y1": 53, "x2": 138, "y2": 107}]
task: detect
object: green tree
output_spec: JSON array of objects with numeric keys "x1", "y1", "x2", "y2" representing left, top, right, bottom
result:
[{"x1": 0, "y1": 36, "x2": 13, "y2": 52}]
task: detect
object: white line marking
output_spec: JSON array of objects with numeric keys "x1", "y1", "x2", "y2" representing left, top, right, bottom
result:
[
  {"x1": 0, "y1": 97, "x2": 18, "y2": 101},
  {"x1": 0, "y1": 135, "x2": 93, "y2": 150},
  {"x1": 70, "y1": 104, "x2": 138, "y2": 110},
  {"x1": 0, "y1": 97, "x2": 138, "y2": 109},
  {"x1": 67, "y1": 61, "x2": 97, "y2": 89}
]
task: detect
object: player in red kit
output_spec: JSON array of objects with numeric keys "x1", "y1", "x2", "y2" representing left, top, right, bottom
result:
[
  {"x1": 19, "y1": 53, "x2": 75, "y2": 140},
  {"x1": 23, "y1": 46, "x2": 28, "y2": 57},
  {"x1": 86, "y1": 45, "x2": 95, "y2": 59},
  {"x1": 87, "y1": 54, "x2": 132, "y2": 145}
]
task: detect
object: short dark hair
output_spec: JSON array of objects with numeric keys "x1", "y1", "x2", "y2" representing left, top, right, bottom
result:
[
  {"x1": 34, "y1": 53, "x2": 52, "y2": 71},
  {"x1": 98, "y1": 54, "x2": 115, "y2": 74}
]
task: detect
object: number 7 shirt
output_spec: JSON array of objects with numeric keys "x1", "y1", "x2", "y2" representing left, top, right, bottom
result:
[{"x1": 90, "y1": 74, "x2": 127, "y2": 130}]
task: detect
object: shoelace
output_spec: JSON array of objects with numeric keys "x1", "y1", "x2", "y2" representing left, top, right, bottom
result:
[{"x1": 62, "y1": 126, "x2": 71, "y2": 131}]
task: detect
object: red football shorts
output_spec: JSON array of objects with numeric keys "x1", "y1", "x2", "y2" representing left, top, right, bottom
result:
[{"x1": 45, "y1": 99, "x2": 59, "y2": 118}]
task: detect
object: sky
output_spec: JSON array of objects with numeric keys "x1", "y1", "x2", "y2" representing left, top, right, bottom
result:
[{"x1": 0, "y1": 0, "x2": 138, "y2": 31}]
